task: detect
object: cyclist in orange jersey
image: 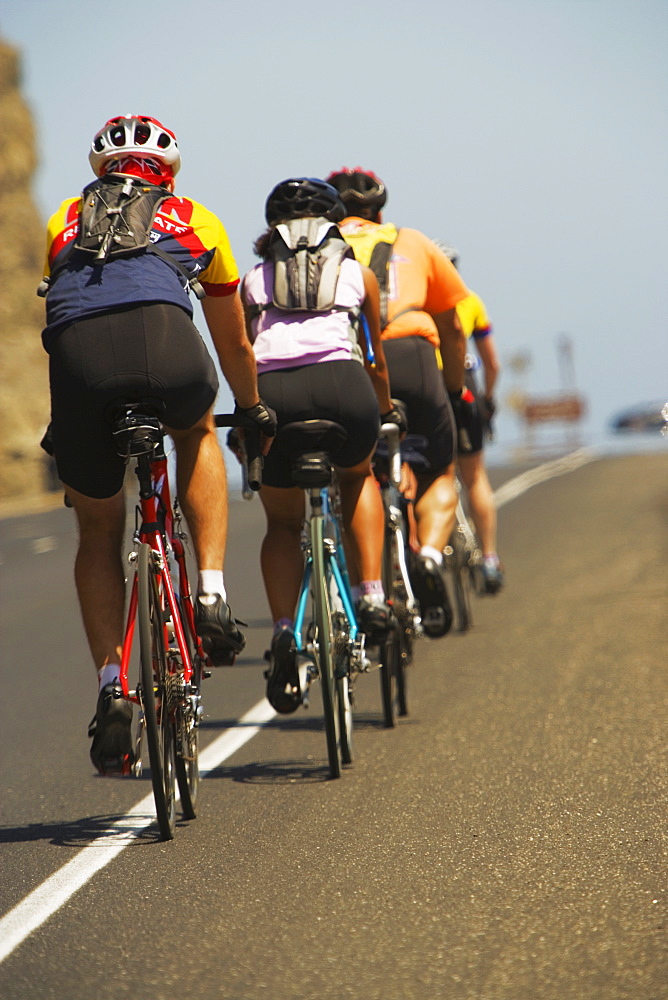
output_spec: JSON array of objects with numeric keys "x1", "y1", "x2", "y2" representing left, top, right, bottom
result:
[{"x1": 327, "y1": 168, "x2": 471, "y2": 637}]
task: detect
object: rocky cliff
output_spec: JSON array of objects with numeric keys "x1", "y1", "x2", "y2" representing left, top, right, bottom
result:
[{"x1": 0, "y1": 38, "x2": 51, "y2": 502}]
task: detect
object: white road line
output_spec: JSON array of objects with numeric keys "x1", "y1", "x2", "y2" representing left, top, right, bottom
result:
[
  {"x1": 0, "y1": 700, "x2": 276, "y2": 964},
  {"x1": 493, "y1": 447, "x2": 597, "y2": 508},
  {"x1": 0, "y1": 447, "x2": 598, "y2": 964}
]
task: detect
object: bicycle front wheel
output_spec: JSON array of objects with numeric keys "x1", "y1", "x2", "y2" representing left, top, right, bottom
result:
[
  {"x1": 381, "y1": 521, "x2": 410, "y2": 724},
  {"x1": 311, "y1": 517, "x2": 342, "y2": 779},
  {"x1": 452, "y1": 531, "x2": 474, "y2": 632},
  {"x1": 138, "y1": 542, "x2": 176, "y2": 841},
  {"x1": 174, "y1": 598, "x2": 201, "y2": 820},
  {"x1": 379, "y1": 635, "x2": 399, "y2": 728}
]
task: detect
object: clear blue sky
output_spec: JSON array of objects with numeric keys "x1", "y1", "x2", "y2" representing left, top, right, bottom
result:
[{"x1": 3, "y1": 0, "x2": 667, "y2": 450}]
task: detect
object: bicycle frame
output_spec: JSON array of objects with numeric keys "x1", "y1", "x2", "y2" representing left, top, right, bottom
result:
[
  {"x1": 118, "y1": 436, "x2": 203, "y2": 706},
  {"x1": 377, "y1": 424, "x2": 420, "y2": 624},
  {"x1": 293, "y1": 483, "x2": 359, "y2": 656}
]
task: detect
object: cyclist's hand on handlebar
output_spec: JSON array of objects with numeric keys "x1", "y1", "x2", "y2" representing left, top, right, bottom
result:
[
  {"x1": 234, "y1": 399, "x2": 278, "y2": 454},
  {"x1": 380, "y1": 405, "x2": 408, "y2": 436},
  {"x1": 480, "y1": 395, "x2": 496, "y2": 441},
  {"x1": 481, "y1": 395, "x2": 496, "y2": 421},
  {"x1": 448, "y1": 387, "x2": 477, "y2": 453}
]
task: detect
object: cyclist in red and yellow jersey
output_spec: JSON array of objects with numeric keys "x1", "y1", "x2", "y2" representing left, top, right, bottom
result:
[
  {"x1": 40, "y1": 115, "x2": 275, "y2": 774},
  {"x1": 327, "y1": 168, "x2": 471, "y2": 636},
  {"x1": 434, "y1": 243, "x2": 504, "y2": 593}
]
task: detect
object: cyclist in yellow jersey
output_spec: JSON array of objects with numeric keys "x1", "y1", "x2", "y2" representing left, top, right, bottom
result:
[
  {"x1": 434, "y1": 243, "x2": 504, "y2": 593},
  {"x1": 40, "y1": 115, "x2": 276, "y2": 774},
  {"x1": 327, "y1": 168, "x2": 471, "y2": 637}
]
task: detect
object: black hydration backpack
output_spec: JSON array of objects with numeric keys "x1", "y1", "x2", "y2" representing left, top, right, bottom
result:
[
  {"x1": 75, "y1": 174, "x2": 169, "y2": 262},
  {"x1": 38, "y1": 174, "x2": 205, "y2": 298}
]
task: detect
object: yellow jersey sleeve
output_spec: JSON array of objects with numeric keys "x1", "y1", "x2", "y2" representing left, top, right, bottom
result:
[{"x1": 455, "y1": 291, "x2": 492, "y2": 339}]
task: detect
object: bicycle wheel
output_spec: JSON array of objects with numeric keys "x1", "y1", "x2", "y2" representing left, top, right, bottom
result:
[
  {"x1": 175, "y1": 702, "x2": 199, "y2": 820},
  {"x1": 380, "y1": 518, "x2": 410, "y2": 724},
  {"x1": 174, "y1": 598, "x2": 201, "y2": 819},
  {"x1": 311, "y1": 516, "x2": 342, "y2": 779},
  {"x1": 330, "y1": 610, "x2": 354, "y2": 765},
  {"x1": 396, "y1": 624, "x2": 410, "y2": 717},
  {"x1": 379, "y1": 635, "x2": 399, "y2": 728},
  {"x1": 336, "y1": 673, "x2": 353, "y2": 765},
  {"x1": 452, "y1": 530, "x2": 474, "y2": 632},
  {"x1": 138, "y1": 542, "x2": 176, "y2": 840}
]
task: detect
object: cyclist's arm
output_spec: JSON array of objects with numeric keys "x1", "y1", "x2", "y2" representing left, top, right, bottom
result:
[
  {"x1": 475, "y1": 332, "x2": 500, "y2": 399},
  {"x1": 201, "y1": 291, "x2": 260, "y2": 409},
  {"x1": 434, "y1": 307, "x2": 466, "y2": 394},
  {"x1": 360, "y1": 266, "x2": 393, "y2": 414}
]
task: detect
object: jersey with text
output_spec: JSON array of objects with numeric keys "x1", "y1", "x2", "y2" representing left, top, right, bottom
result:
[{"x1": 42, "y1": 193, "x2": 239, "y2": 344}]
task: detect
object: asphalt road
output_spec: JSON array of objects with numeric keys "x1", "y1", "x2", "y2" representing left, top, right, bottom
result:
[{"x1": 0, "y1": 450, "x2": 666, "y2": 1000}]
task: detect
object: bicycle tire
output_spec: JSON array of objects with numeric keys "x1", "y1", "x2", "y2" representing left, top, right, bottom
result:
[
  {"x1": 396, "y1": 625, "x2": 410, "y2": 717},
  {"x1": 174, "y1": 598, "x2": 201, "y2": 819},
  {"x1": 379, "y1": 636, "x2": 399, "y2": 728},
  {"x1": 175, "y1": 706, "x2": 199, "y2": 820},
  {"x1": 138, "y1": 542, "x2": 176, "y2": 840},
  {"x1": 380, "y1": 517, "x2": 411, "y2": 724},
  {"x1": 336, "y1": 673, "x2": 353, "y2": 765},
  {"x1": 311, "y1": 516, "x2": 341, "y2": 779},
  {"x1": 452, "y1": 530, "x2": 474, "y2": 632}
]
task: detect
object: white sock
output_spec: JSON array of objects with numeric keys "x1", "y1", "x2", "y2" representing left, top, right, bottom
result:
[
  {"x1": 359, "y1": 580, "x2": 386, "y2": 605},
  {"x1": 420, "y1": 545, "x2": 444, "y2": 567},
  {"x1": 198, "y1": 570, "x2": 227, "y2": 602},
  {"x1": 98, "y1": 663, "x2": 120, "y2": 690}
]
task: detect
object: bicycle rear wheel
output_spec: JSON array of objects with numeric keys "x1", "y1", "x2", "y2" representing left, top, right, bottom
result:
[
  {"x1": 311, "y1": 517, "x2": 342, "y2": 779},
  {"x1": 138, "y1": 542, "x2": 176, "y2": 841}
]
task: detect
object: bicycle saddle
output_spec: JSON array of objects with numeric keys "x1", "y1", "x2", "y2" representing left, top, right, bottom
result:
[
  {"x1": 278, "y1": 420, "x2": 348, "y2": 489},
  {"x1": 108, "y1": 398, "x2": 166, "y2": 458}
]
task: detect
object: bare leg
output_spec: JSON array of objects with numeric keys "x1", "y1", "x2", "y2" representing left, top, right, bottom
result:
[
  {"x1": 67, "y1": 486, "x2": 126, "y2": 672},
  {"x1": 259, "y1": 485, "x2": 305, "y2": 621},
  {"x1": 414, "y1": 464, "x2": 458, "y2": 552},
  {"x1": 336, "y1": 458, "x2": 385, "y2": 584},
  {"x1": 458, "y1": 451, "x2": 497, "y2": 556},
  {"x1": 168, "y1": 410, "x2": 227, "y2": 572}
]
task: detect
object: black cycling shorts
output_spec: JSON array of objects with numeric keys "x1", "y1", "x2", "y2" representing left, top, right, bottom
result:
[
  {"x1": 382, "y1": 336, "x2": 455, "y2": 473},
  {"x1": 257, "y1": 360, "x2": 380, "y2": 488},
  {"x1": 47, "y1": 303, "x2": 219, "y2": 498}
]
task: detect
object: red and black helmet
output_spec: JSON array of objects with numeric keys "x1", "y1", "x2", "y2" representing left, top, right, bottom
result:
[{"x1": 325, "y1": 167, "x2": 387, "y2": 213}]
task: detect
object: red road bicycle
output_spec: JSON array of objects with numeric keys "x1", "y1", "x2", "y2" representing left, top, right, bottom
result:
[{"x1": 114, "y1": 402, "x2": 259, "y2": 840}]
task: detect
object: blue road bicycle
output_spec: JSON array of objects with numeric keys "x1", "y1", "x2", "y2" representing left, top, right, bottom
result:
[{"x1": 270, "y1": 419, "x2": 365, "y2": 779}]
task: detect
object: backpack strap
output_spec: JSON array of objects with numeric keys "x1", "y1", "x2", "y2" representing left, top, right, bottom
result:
[
  {"x1": 367, "y1": 231, "x2": 400, "y2": 329},
  {"x1": 148, "y1": 244, "x2": 206, "y2": 300}
]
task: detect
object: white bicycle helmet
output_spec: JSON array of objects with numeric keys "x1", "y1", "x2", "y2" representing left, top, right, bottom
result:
[{"x1": 89, "y1": 115, "x2": 181, "y2": 178}]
